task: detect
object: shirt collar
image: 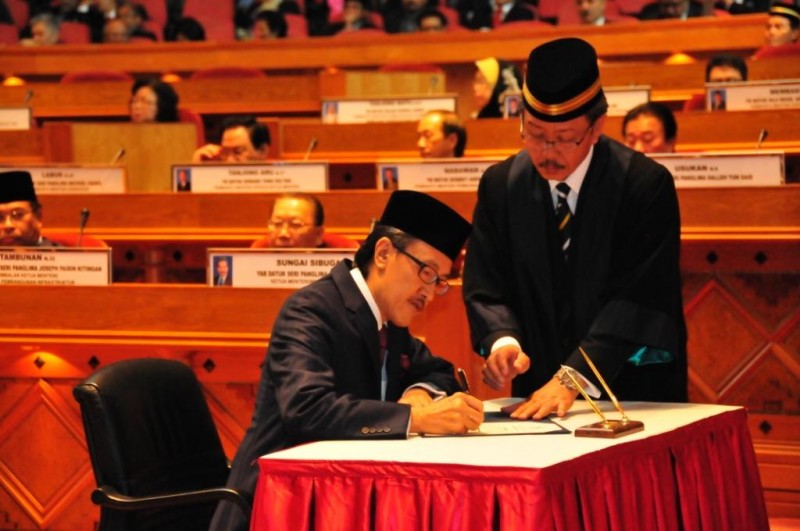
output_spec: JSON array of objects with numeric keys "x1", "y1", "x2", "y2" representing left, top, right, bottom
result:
[
  {"x1": 350, "y1": 266, "x2": 383, "y2": 330},
  {"x1": 546, "y1": 144, "x2": 594, "y2": 214}
]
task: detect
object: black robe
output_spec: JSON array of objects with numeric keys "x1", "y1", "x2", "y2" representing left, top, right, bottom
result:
[
  {"x1": 212, "y1": 259, "x2": 459, "y2": 531},
  {"x1": 463, "y1": 137, "x2": 687, "y2": 401}
]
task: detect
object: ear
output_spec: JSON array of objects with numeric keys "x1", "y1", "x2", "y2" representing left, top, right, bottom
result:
[
  {"x1": 373, "y1": 237, "x2": 393, "y2": 271},
  {"x1": 446, "y1": 132, "x2": 458, "y2": 151},
  {"x1": 314, "y1": 226, "x2": 324, "y2": 247},
  {"x1": 590, "y1": 114, "x2": 606, "y2": 144}
]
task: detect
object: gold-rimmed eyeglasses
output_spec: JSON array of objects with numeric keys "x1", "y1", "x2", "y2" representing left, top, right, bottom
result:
[{"x1": 521, "y1": 124, "x2": 594, "y2": 153}]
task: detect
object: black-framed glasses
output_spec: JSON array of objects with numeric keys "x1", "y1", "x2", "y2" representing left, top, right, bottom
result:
[
  {"x1": 396, "y1": 246, "x2": 449, "y2": 295},
  {"x1": 520, "y1": 124, "x2": 594, "y2": 153}
]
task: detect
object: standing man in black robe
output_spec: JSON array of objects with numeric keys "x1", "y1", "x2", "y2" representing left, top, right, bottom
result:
[
  {"x1": 212, "y1": 190, "x2": 483, "y2": 531},
  {"x1": 463, "y1": 37, "x2": 687, "y2": 420}
]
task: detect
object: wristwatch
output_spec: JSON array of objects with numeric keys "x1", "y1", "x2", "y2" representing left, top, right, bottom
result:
[{"x1": 554, "y1": 367, "x2": 580, "y2": 391}]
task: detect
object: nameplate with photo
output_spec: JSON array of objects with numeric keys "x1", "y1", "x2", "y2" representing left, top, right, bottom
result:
[
  {"x1": 377, "y1": 159, "x2": 499, "y2": 192},
  {"x1": 705, "y1": 80, "x2": 800, "y2": 112},
  {"x1": 0, "y1": 107, "x2": 32, "y2": 131},
  {"x1": 0, "y1": 248, "x2": 112, "y2": 286},
  {"x1": 321, "y1": 95, "x2": 457, "y2": 124},
  {"x1": 605, "y1": 86, "x2": 651, "y2": 117},
  {"x1": 172, "y1": 163, "x2": 329, "y2": 193},
  {"x1": 8, "y1": 165, "x2": 127, "y2": 194},
  {"x1": 207, "y1": 249, "x2": 355, "y2": 289},
  {"x1": 649, "y1": 151, "x2": 784, "y2": 188}
]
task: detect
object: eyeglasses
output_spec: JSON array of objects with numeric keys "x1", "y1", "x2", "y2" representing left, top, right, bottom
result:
[
  {"x1": 129, "y1": 97, "x2": 156, "y2": 106},
  {"x1": 396, "y1": 246, "x2": 449, "y2": 295},
  {"x1": 0, "y1": 208, "x2": 33, "y2": 223},
  {"x1": 268, "y1": 218, "x2": 311, "y2": 231},
  {"x1": 521, "y1": 124, "x2": 594, "y2": 153}
]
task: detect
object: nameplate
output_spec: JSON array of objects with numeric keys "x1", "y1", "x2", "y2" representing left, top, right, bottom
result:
[
  {"x1": 649, "y1": 151, "x2": 784, "y2": 187},
  {"x1": 321, "y1": 95, "x2": 457, "y2": 124},
  {"x1": 706, "y1": 80, "x2": 800, "y2": 111},
  {"x1": 605, "y1": 86, "x2": 651, "y2": 117},
  {"x1": 377, "y1": 159, "x2": 499, "y2": 191},
  {"x1": 9, "y1": 165, "x2": 127, "y2": 194},
  {"x1": 208, "y1": 249, "x2": 354, "y2": 289},
  {"x1": 0, "y1": 107, "x2": 32, "y2": 131},
  {"x1": 172, "y1": 163, "x2": 329, "y2": 193},
  {"x1": 0, "y1": 248, "x2": 111, "y2": 286}
]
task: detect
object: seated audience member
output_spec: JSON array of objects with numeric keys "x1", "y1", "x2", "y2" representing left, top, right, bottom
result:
[
  {"x1": 383, "y1": 0, "x2": 431, "y2": 33},
  {"x1": 251, "y1": 10, "x2": 287, "y2": 39},
  {"x1": 262, "y1": 193, "x2": 325, "y2": 248},
  {"x1": 417, "y1": 110, "x2": 467, "y2": 158},
  {"x1": 117, "y1": 1, "x2": 158, "y2": 41},
  {"x1": 20, "y1": 13, "x2": 61, "y2": 46},
  {"x1": 192, "y1": 116, "x2": 271, "y2": 162},
  {"x1": 473, "y1": 58, "x2": 523, "y2": 118},
  {"x1": 0, "y1": 171, "x2": 58, "y2": 248},
  {"x1": 492, "y1": 0, "x2": 536, "y2": 26},
  {"x1": 417, "y1": 7, "x2": 448, "y2": 31},
  {"x1": 211, "y1": 190, "x2": 481, "y2": 531},
  {"x1": 173, "y1": 16, "x2": 206, "y2": 41},
  {"x1": 638, "y1": 0, "x2": 704, "y2": 19},
  {"x1": 714, "y1": 0, "x2": 770, "y2": 14},
  {"x1": 622, "y1": 102, "x2": 678, "y2": 154},
  {"x1": 576, "y1": 0, "x2": 607, "y2": 25},
  {"x1": 103, "y1": 18, "x2": 130, "y2": 42},
  {"x1": 706, "y1": 53, "x2": 748, "y2": 82},
  {"x1": 129, "y1": 78, "x2": 179, "y2": 123},
  {"x1": 54, "y1": 0, "x2": 112, "y2": 43},
  {"x1": 763, "y1": 2, "x2": 799, "y2": 47},
  {"x1": 453, "y1": 0, "x2": 493, "y2": 29},
  {"x1": 327, "y1": 0, "x2": 378, "y2": 34}
]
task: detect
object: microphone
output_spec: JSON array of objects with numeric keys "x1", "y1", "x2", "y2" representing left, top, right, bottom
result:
[
  {"x1": 428, "y1": 76, "x2": 438, "y2": 94},
  {"x1": 23, "y1": 89, "x2": 34, "y2": 105},
  {"x1": 110, "y1": 146, "x2": 126, "y2": 164},
  {"x1": 304, "y1": 137, "x2": 318, "y2": 161},
  {"x1": 77, "y1": 208, "x2": 90, "y2": 247},
  {"x1": 756, "y1": 129, "x2": 768, "y2": 150}
]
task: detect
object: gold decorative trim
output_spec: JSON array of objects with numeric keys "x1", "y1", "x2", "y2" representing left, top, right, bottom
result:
[{"x1": 523, "y1": 78, "x2": 601, "y2": 116}]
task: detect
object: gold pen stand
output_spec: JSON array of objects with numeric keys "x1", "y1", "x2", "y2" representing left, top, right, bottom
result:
[{"x1": 575, "y1": 418, "x2": 644, "y2": 439}]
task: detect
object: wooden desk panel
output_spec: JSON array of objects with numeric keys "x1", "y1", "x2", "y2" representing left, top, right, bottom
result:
[{"x1": 0, "y1": 16, "x2": 766, "y2": 78}]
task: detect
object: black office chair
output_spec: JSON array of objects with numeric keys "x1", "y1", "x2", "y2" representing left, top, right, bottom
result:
[{"x1": 73, "y1": 358, "x2": 251, "y2": 531}]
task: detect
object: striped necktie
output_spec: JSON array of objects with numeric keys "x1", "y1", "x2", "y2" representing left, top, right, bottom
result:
[{"x1": 555, "y1": 182, "x2": 572, "y2": 258}]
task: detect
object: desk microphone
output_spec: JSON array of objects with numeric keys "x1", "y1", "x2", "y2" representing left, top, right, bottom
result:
[
  {"x1": 110, "y1": 146, "x2": 126, "y2": 164},
  {"x1": 428, "y1": 76, "x2": 438, "y2": 94},
  {"x1": 23, "y1": 89, "x2": 34, "y2": 105},
  {"x1": 756, "y1": 129, "x2": 768, "y2": 150},
  {"x1": 77, "y1": 208, "x2": 90, "y2": 247},
  {"x1": 304, "y1": 137, "x2": 318, "y2": 161}
]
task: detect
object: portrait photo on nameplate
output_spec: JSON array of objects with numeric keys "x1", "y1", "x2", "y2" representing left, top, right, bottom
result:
[
  {"x1": 172, "y1": 163, "x2": 329, "y2": 193},
  {"x1": 207, "y1": 248, "x2": 355, "y2": 289}
]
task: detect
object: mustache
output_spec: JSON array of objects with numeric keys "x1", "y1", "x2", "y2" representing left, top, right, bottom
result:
[{"x1": 537, "y1": 159, "x2": 566, "y2": 171}]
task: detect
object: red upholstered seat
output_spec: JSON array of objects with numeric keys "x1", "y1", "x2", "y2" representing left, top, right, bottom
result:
[
  {"x1": 751, "y1": 44, "x2": 800, "y2": 60},
  {"x1": 181, "y1": 0, "x2": 235, "y2": 41},
  {"x1": 0, "y1": 23, "x2": 17, "y2": 45},
  {"x1": 285, "y1": 14, "x2": 309, "y2": 38},
  {"x1": 43, "y1": 233, "x2": 109, "y2": 248},
  {"x1": 7, "y1": 0, "x2": 28, "y2": 30},
  {"x1": 683, "y1": 93, "x2": 706, "y2": 112},
  {"x1": 59, "y1": 21, "x2": 91, "y2": 44},
  {"x1": 250, "y1": 233, "x2": 360, "y2": 249},
  {"x1": 178, "y1": 107, "x2": 206, "y2": 147}
]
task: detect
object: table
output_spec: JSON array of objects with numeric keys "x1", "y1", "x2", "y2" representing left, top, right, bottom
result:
[{"x1": 252, "y1": 402, "x2": 768, "y2": 530}]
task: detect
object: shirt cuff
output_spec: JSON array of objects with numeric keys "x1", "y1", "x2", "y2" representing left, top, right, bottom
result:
[
  {"x1": 490, "y1": 336, "x2": 521, "y2": 354},
  {"x1": 563, "y1": 365, "x2": 601, "y2": 398}
]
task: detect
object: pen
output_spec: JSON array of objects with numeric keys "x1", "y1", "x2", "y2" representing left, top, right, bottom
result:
[{"x1": 456, "y1": 368, "x2": 470, "y2": 394}]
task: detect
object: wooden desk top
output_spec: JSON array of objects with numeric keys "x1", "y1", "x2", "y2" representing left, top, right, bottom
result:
[{"x1": 0, "y1": 16, "x2": 767, "y2": 78}]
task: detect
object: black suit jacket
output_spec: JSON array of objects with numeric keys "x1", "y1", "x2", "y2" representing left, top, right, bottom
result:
[
  {"x1": 463, "y1": 137, "x2": 687, "y2": 401},
  {"x1": 638, "y1": 1, "x2": 704, "y2": 19},
  {"x1": 212, "y1": 260, "x2": 459, "y2": 531}
]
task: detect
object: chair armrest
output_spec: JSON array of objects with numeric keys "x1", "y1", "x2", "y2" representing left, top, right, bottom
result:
[{"x1": 92, "y1": 485, "x2": 251, "y2": 515}]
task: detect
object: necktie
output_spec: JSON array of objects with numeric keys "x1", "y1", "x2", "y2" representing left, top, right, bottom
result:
[{"x1": 555, "y1": 182, "x2": 572, "y2": 258}]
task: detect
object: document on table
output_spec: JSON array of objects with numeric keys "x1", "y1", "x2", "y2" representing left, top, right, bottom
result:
[{"x1": 423, "y1": 398, "x2": 569, "y2": 436}]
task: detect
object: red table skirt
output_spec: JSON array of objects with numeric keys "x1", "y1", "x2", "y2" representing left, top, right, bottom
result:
[{"x1": 252, "y1": 409, "x2": 768, "y2": 531}]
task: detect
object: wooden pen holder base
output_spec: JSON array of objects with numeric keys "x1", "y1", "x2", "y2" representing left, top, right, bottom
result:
[{"x1": 574, "y1": 419, "x2": 644, "y2": 439}]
